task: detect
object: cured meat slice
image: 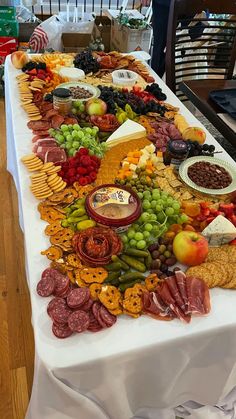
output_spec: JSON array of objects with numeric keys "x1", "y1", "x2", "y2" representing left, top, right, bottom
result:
[
  {"x1": 45, "y1": 147, "x2": 67, "y2": 164},
  {"x1": 47, "y1": 297, "x2": 66, "y2": 318},
  {"x1": 32, "y1": 130, "x2": 49, "y2": 136},
  {"x1": 175, "y1": 270, "x2": 188, "y2": 312},
  {"x1": 51, "y1": 304, "x2": 72, "y2": 325},
  {"x1": 51, "y1": 115, "x2": 65, "y2": 129},
  {"x1": 68, "y1": 310, "x2": 90, "y2": 333},
  {"x1": 32, "y1": 134, "x2": 50, "y2": 142},
  {"x1": 45, "y1": 109, "x2": 59, "y2": 120},
  {"x1": 99, "y1": 306, "x2": 117, "y2": 327},
  {"x1": 27, "y1": 120, "x2": 51, "y2": 131},
  {"x1": 157, "y1": 281, "x2": 191, "y2": 323},
  {"x1": 142, "y1": 292, "x2": 175, "y2": 321},
  {"x1": 52, "y1": 322, "x2": 73, "y2": 339},
  {"x1": 36, "y1": 145, "x2": 58, "y2": 160},
  {"x1": 40, "y1": 102, "x2": 53, "y2": 112},
  {"x1": 88, "y1": 311, "x2": 103, "y2": 332},
  {"x1": 79, "y1": 298, "x2": 94, "y2": 312},
  {"x1": 37, "y1": 275, "x2": 55, "y2": 297},
  {"x1": 67, "y1": 288, "x2": 90, "y2": 309},
  {"x1": 165, "y1": 276, "x2": 186, "y2": 314},
  {"x1": 36, "y1": 138, "x2": 57, "y2": 147},
  {"x1": 97, "y1": 310, "x2": 108, "y2": 328},
  {"x1": 53, "y1": 271, "x2": 70, "y2": 297},
  {"x1": 64, "y1": 117, "x2": 78, "y2": 125},
  {"x1": 186, "y1": 276, "x2": 211, "y2": 315}
]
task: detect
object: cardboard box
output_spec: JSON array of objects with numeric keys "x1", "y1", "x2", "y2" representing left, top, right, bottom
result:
[
  {"x1": 93, "y1": 16, "x2": 111, "y2": 52},
  {"x1": 62, "y1": 33, "x2": 92, "y2": 53},
  {"x1": 110, "y1": 18, "x2": 151, "y2": 53},
  {"x1": 0, "y1": 6, "x2": 15, "y2": 20},
  {"x1": 0, "y1": 19, "x2": 19, "y2": 37},
  {"x1": 19, "y1": 22, "x2": 39, "y2": 42},
  {"x1": 0, "y1": 36, "x2": 18, "y2": 64}
]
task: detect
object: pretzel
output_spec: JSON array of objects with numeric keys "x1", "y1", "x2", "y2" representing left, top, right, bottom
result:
[
  {"x1": 41, "y1": 245, "x2": 63, "y2": 261},
  {"x1": 80, "y1": 267, "x2": 108, "y2": 284}
]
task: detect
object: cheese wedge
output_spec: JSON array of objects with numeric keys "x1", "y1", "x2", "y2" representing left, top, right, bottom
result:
[
  {"x1": 106, "y1": 119, "x2": 146, "y2": 148},
  {"x1": 202, "y1": 215, "x2": 236, "y2": 246}
]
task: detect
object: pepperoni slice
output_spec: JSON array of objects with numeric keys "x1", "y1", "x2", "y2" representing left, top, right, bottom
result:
[
  {"x1": 99, "y1": 306, "x2": 117, "y2": 327},
  {"x1": 68, "y1": 310, "x2": 90, "y2": 333},
  {"x1": 67, "y1": 288, "x2": 90, "y2": 309},
  {"x1": 37, "y1": 274, "x2": 55, "y2": 297},
  {"x1": 52, "y1": 322, "x2": 73, "y2": 339}
]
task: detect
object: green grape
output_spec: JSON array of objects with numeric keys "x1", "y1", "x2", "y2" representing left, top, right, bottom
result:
[
  {"x1": 71, "y1": 108, "x2": 77, "y2": 115},
  {"x1": 77, "y1": 131, "x2": 85, "y2": 139},
  {"x1": 147, "y1": 208, "x2": 153, "y2": 214},
  {"x1": 144, "y1": 223, "x2": 153, "y2": 232},
  {"x1": 72, "y1": 141, "x2": 80, "y2": 148},
  {"x1": 143, "y1": 191, "x2": 151, "y2": 199},
  {"x1": 85, "y1": 127, "x2": 93, "y2": 134},
  {"x1": 68, "y1": 124, "x2": 73, "y2": 130},
  {"x1": 142, "y1": 200, "x2": 151, "y2": 210},
  {"x1": 57, "y1": 134, "x2": 65, "y2": 143},
  {"x1": 134, "y1": 232, "x2": 144, "y2": 241},
  {"x1": 165, "y1": 207, "x2": 175, "y2": 216},
  {"x1": 60, "y1": 124, "x2": 69, "y2": 132},
  {"x1": 66, "y1": 134, "x2": 73, "y2": 142},
  {"x1": 129, "y1": 239, "x2": 137, "y2": 248},
  {"x1": 65, "y1": 142, "x2": 72, "y2": 150},
  {"x1": 140, "y1": 212, "x2": 151, "y2": 223},
  {"x1": 156, "y1": 199, "x2": 164, "y2": 206},
  {"x1": 161, "y1": 191, "x2": 168, "y2": 198},
  {"x1": 73, "y1": 124, "x2": 80, "y2": 130},
  {"x1": 80, "y1": 103, "x2": 85, "y2": 112},
  {"x1": 143, "y1": 231, "x2": 150, "y2": 239},
  {"x1": 152, "y1": 192, "x2": 160, "y2": 200},
  {"x1": 68, "y1": 148, "x2": 76, "y2": 156},
  {"x1": 179, "y1": 214, "x2": 189, "y2": 223},
  {"x1": 91, "y1": 128, "x2": 98, "y2": 136},
  {"x1": 149, "y1": 214, "x2": 157, "y2": 221},
  {"x1": 72, "y1": 130, "x2": 79, "y2": 139},
  {"x1": 155, "y1": 204, "x2": 163, "y2": 212},
  {"x1": 136, "y1": 240, "x2": 146, "y2": 250},
  {"x1": 48, "y1": 128, "x2": 55, "y2": 135},
  {"x1": 151, "y1": 200, "x2": 157, "y2": 209},
  {"x1": 133, "y1": 223, "x2": 140, "y2": 231},
  {"x1": 166, "y1": 197, "x2": 173, "y2": 206},
  {"x1": 127, "y1": 229, "x2": 136, "y2": 239},
  {"x1": 92, "y1": 125, "x2": 99, "y2": 132},
  {"x1": 121, "y1": 234, "x2": 128, "y2": 243},
  {"x1": 74, "y1": 100, "x2": 82, "y2": 109},
  {"x1": 172, "y1": 202, "x2": 180, "y2": 211},
  {"x1": 137, "y1": 192, "x2": 143, "y2": 199}
]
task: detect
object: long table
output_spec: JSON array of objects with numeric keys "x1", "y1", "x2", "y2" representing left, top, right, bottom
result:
[{"x1": 5, "y1": 55, "x2": 236, "y2": 419}]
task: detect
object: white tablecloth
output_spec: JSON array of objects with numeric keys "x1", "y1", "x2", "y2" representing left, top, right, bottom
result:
[{"x1": 4, "y1": 55, "x2": 236, "y2": 419}]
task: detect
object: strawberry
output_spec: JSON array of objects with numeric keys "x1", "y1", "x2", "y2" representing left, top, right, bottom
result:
[{"x1": 219, "y1": 203, "x2": 234, "y2": 216}]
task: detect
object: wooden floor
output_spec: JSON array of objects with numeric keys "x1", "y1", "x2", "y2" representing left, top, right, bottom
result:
[{"x1": 0, "y1": 97, "x2": 34, "y2": 419}]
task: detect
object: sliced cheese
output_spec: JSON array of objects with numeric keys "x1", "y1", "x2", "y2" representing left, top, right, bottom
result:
[
  {"x1": 202, "y1": 215, "x2": 236, "y2": 246},
  {"x1": 106, "y1": 119, "x2": 146, "y2": 148}
]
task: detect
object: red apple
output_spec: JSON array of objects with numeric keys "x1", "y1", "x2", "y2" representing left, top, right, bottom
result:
[
  {"x1": 85, "y1": 98, "x2": 107, "y2": 116},
  {"x1": 11, "y1": 51, "x2": 28, "y2": 69},
  {"x1": 173, "y1": 231, "x2": 208, "y2": 266}
]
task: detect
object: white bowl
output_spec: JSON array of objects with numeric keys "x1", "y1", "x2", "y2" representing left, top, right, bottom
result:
[{"x1": 111, "y1": 69, "x2": 138, "y2": 86}]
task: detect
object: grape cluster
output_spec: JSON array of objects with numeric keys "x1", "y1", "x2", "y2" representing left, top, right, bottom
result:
[
  {"x1": 148, "y1": 238, "x2": 179, "y2": 279},
  {"x1": 145, "y1": 83, "x2": 167, "y2": 101},
  {"x1": 73, "y1": 51, "x2": 100, "y2": 74},
  {"x1": 187, "y1": 141, "x2": 215, "y2": 157},
  {"x1": 22, "y1": 61, "x2": 46, "y2": 72},
  {"x1": 98, "y1": 86, "x2": 167, "y2": 116}
]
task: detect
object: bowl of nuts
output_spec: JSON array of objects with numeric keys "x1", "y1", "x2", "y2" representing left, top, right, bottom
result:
[
  {"x1": 58, "y1": 82, "x2": 100, "y2": 102},
  {"x1": 179, "y1": 156, "x2": 236, "y2": 195}
]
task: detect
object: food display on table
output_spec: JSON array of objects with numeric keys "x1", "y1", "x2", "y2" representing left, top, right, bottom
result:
[{"x1": 13, "y1": 50, "x2": 236, "y2": 339}]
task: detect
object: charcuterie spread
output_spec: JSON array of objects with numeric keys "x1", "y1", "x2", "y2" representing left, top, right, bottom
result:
[{"x1": 11, "y1": 50, "x2": 236, "y2": 339}]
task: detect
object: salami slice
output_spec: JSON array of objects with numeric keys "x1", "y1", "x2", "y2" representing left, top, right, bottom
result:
[
  {"x1": 97, "y1": 309, "x2": 107, "y2": 328},
  {"x1": 53, "y1": 271, "x2": 70, "y2": 297},
  {"x1": 32, "y1": 130, "x2": 49, "y2": 136},
  {"x1": 37, "y1": 276, "x2": 55, "y2": 297},
  {"x1": 51, "y1": 115, "x2": 65, "y2": 129},
  {"x1": 99, "y1": 306, "x2": 117, "y2": 327},
  {"x1": 67, "y1": 288, "x2": 90, "y2": 309},
  {"x1": 45, "y1": 109, "x2": 59, "y2": 120},
  {"x1": 52, "y1": 322, "x2": 73, "y2": 339},
  {"x1": 68, "y1": 310, "x2": 90, "y2": 333},
  {"x1": 27, "y1": 120, "x2": 51, "y2": 131},
  {"x1": 57, "y1": 285, "x2": 71, "y2": 299},
  {"x1": 87, "y1": 311, "x2": 103, "y2": 332},
  {"x1": 51, "y1": 304, "x2": 72, "y2": 325},
  {"x1": 92, "y1": 301, "x2": 102, "y2": 320},
  {"x1": 79, "y1": 298, "x2": 93, "y2": 312},
  {"x1": 47, "y1": 297, "x2": 66, "y2": 318}
]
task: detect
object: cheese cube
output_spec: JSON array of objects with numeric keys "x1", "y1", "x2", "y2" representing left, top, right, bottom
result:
[{"x1": 202, "y1": 215, "x2": 236, "y2": 246}]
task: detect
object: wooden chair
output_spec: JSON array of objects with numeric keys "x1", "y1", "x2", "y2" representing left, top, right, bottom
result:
[{"x1": 165, "y1": 0, "x2": 236, "y2": 101}]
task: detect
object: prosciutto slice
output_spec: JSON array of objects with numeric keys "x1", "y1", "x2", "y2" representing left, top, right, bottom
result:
[
  {"x1": 165, "y1": 276, "x2": 186, "y2": 314},
  {"x1": 142, "y1": 291, "x2": 175, "y2": 321},
  {"x1": 157, "y1": 281, "x2": 191, "y2": 323},
  {"x1": 186, "y1": 276, "x2": 211, "y2": 315},
  {"x1": 175, "y1": 270, "x2": 188, "y2": 313},
  {"x1": 33, "y1": 139, "x2": 57, "y2": 153}
]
